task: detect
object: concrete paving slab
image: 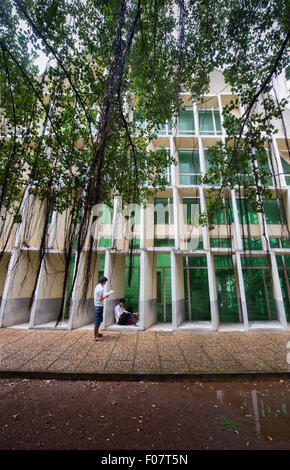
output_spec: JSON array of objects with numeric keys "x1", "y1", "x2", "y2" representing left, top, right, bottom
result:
[{"x1": 0, "y1": 327, "x2": 290, "y2": 377}]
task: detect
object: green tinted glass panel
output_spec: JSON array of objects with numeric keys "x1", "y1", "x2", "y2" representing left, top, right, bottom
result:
[
  {"x1": 282, "y1": 238, "x2": 290, "y2": 249},
  {"x1": 98, "y1": 238, "x2": 111, "y2": 247},
  {"x1": 124, "y1": 267, "x2": 139, "y2": 312},
  {"x1": 125, "y1": 255, "x2": 140, "y2": 267},
  {"x1": 214, "y1": 110, "x2": 222, "y2": 131},
  {"x1": 98, "y1": 254, "x2": 105, "y2": 266},
  {"x1": 154, "y1": 238, "x2": 175, "y2": 247},
  {"x1": 157, "y1": 268, "x2": 172, "y2": 322},
  {"x1": 214, "y1": 255, "x2": 240, "y2": 323},
  {"x1": 269, "y1": 237, "x2": 280, "y2": 249},
  {"x1": 179, "y1": 110, "x2": 195, "y2": 133},
  {"x1": 210, "y1": 238, "x2": 231, "y2": 248},
  {"x1": 183, "y1": 256, "x2": 207, "y2": 267},
  {"x1": 184, "y1": 265, "x2": 211, "y2": 321},
  {"x1": 179, "y1": 175, "x2": 201, "y2": 185},
  {"x1": 179, "y1": 150, "x2": 200, "y2": 174},
  {"x1": 199, "y1": 110, "x2": 214, "y2": 132},
  {"x1": 242, "y1": 262, "x2": 276, "y2": 321},
  {"x1": 241, "y1": 257, "x2": 268, "y2": 267},
  {"x1": 242, "y1": 237, "x2": 263, "y2": 250},
  {"x1": 264, "y1": 199, "x2": 287, "y2": 225},
  {"x1": 154, "y1": 198, "x2": 173, "y2": 225},
  {"x1": 157, "y1": 254, "x2": 171, "y2": 267},
  {"x1": 183, "y1": 198, "x2": 200, "y2": 224},
  {"x1": 204, "y1": 148, "x2": 221, "y2": 183},
  {"x1": 236, "y1": 199, "x2": 258, "y2": 224},
  {"x1": 281, "y1": 156, "x2": 290, "y2": 183}
]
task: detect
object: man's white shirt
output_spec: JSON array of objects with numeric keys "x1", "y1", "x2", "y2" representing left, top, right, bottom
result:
[
  {"x1": 114, "y1": 304, "x2": 124, "y2": 323},
  {"x1": 94, "y1": 283, "x2": 105, "y2": 307}
]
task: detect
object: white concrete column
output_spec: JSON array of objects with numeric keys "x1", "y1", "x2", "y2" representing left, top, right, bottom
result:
[
  {"x1": 217, "y1": 94, "x2": 227, "y2": 139},
  {"x1": 170, "y1": 135, "x2": 178, "y2": 186},
  {"x1": 269, "y1": 251, "x2": 287, "y2": 329},
  {"x1": 231, "y1": 190, "x2": 243, "y2": 250},
  {"x1": 235, "y1": 252, "x2": 249, "y2": 330},
  {"x1": 171, "y1": 252, "x2": 185, "y2": 329},
  {"x1": 200, "y1": 187, "x2": 209, "y2": 250}
]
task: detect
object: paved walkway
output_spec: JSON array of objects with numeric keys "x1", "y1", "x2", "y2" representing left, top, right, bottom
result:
[{"x1": 1, "y1": 328, "x2": 290, "y2": 377}]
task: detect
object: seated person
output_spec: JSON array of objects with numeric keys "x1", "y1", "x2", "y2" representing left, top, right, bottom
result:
[{"x1": 114, "y1": 298, "x2": 138, "y2": 326}]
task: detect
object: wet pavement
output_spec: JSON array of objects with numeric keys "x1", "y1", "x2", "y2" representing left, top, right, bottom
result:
[
  {"x1": 0, "y1": 328, "x2": 290, "y2": 376},
  {"x1": 0, "y1": 376, "x2": 290, "y2": 450}
]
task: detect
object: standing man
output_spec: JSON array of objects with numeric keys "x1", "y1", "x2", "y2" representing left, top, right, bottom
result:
[{"x1": 94, "y1": 276, "x2": 111, "y2": 341}]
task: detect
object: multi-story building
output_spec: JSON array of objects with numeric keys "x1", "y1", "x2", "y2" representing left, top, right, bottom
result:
[{"x1": 0, "y1": 70, "x2": 289, "y2": 332}]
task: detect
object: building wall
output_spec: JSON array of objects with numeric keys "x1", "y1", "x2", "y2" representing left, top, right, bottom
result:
[{"x1": 0, "y1": 70, "x2": 289, "y2": 331}]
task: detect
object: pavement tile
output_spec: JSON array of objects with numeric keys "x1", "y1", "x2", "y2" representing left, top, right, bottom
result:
[
  {"x1": 74, "y1": 359, "x2": 107, "y2": 373},
  {"x1": 0, "y1": 327, "x2": 290, "y2": 375},
  {"x1": 104, "y1": 360, "x2": 134, "y2": 373},
  {"x1": 160, "y1": 361, "x2": 190, "y2": 373}
]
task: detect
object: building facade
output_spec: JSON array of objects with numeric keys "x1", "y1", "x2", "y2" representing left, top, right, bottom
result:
[{"x1": 0, "y1": 70, "x2": 289, "y2": 331}]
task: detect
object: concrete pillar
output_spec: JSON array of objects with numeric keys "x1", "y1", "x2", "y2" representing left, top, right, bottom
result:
[
  {"x1": 269, "y1": 251, "x2": 287, "y2": 329},
  {"x1": 29, "y1": 253, "x2": 65, "y2": 327},
  {"x1": 171, "y1": 252, "x2": 185, "y2": 329},
  {"x1": 139, "y1": 250, "x2": 157, "y2": 329},
  {"x1": 235, "y1": 252, "x2": 249, "y2": 329},
  {"x1": 0, "y1": 250, "x2": 40, "y2": 327},
  {"x1": 69, "y1": 251, "x2": 101, "y2": 329}
]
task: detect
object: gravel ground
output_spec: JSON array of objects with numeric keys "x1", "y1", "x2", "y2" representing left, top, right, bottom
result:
[{"x1": 0, "y1": 376, "x2": 290, "y2": 452}]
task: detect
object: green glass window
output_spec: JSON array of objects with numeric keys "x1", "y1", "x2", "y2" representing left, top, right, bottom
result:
[
  {"x1": 257, "y1": 151, "x2": 273, "y2": 186},
  {"x1": 183, "y1": 256, "x2": 210, "y2": 321},
  {"x1": 207, "y1": 199, "x2": 233, "y2": 225},
  {"x1": 236, "y1": 199, "x2": 258, "y2": 225},
  {"x1": 210, "y1": 238, "x2": 231, "y2": 248},
  {"x1": 98, "y1": 238, "x2": 112, "y2": 247},
  {"x1": 264, "y1": 199, "x2": 287, "y2": 225},
  {"x1": 156, "y1": 254, "x2": 172, "y2": 323},
  {"x1": 214, "y1": 255, "x2": 240, "y2": 323},
  {"x1": 242, "y1": 237, "x2": 263, "y2": 250},
  {"x1": 125, "y1": 255, "x2": 140, "y2": 312},
  {"x1": 198, "y1": 109, "x2": 222, "y2": 135},
  {"x1": 154, "y1": 198, "x2": 173, "y2": 225},
  {"x1": 182, "y1": 197, "x2": 200, "y2": 225},
  {"x1": 204, "y1": 148, "x2": 220, "y2": 186},
  {"x1": 154, "y1": 238, "x2": 175, "y2": 247},
  {"x1": 241, "y1": 256, "x2": 276, "y2": 321},
  {"x1": 179, "y1": 150, "x2": 200, "y2": 185},
  {"x1": 281, "y1": 156, "x2": 290, "y2": 185},
  {"x1": 277, "y1": 255, "x2": 290, "y2": 321},
  {"x1": 179, "y1": 109, "x2": 195, "y2": 134}
]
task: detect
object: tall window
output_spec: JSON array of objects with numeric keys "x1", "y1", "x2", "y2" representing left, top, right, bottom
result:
[
  {"x1": 179, "y1": 108, "x2": 195, "y2": 135},
  {"x1": 198, "y1": 108, "x2": 222, "y2": 135},
  {"x1": 178, "y1": 150, "x2": 200, "y2": 184}
]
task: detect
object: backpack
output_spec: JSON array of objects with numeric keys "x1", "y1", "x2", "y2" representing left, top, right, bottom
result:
[{"x1": 118, "y1": 312, "x2": 131, "y2": 325}]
